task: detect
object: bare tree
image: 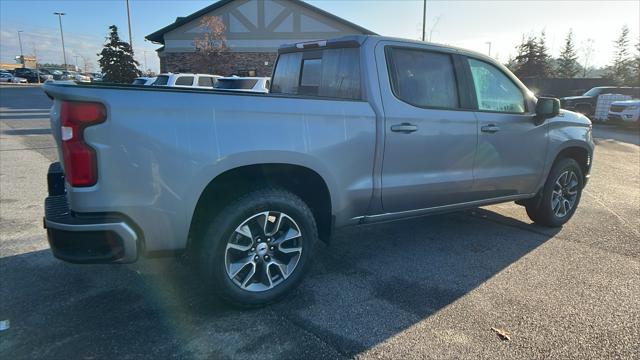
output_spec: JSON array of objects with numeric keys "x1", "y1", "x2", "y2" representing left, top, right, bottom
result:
[
  {"x1": 428, "y1": 15, "x2": 441, "y2": 42},
  {"x1": 580, "y1": 38, "x2": 595, "y2": 78},
  {"x1": 193, "y1": 16, "x2": 228, "y2": 73}
]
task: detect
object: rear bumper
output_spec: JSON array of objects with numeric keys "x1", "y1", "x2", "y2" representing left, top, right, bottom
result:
[{"x1": 44, "y1": 162, "x2": 139, "y2": 264}]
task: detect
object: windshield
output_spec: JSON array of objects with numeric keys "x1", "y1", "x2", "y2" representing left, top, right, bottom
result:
[
  {"x1": 582, "y1": 87, "x2": 618, "y2": 97},
  {"x1": 214, "y1": 79, "x2": 258, "y2": 90},
  {"x1": 583, "y1": 88, "x2": 601, "y2": 97}
]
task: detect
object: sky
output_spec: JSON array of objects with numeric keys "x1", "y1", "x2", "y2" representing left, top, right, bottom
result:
[{"x1": 1, "y1": 0, "x2": 638, "y2": 73}]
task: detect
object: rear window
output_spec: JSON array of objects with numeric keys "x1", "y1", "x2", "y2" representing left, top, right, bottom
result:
[
  {"x1": 300, "y1": 59, "x2": 322, "y2": 86},
  {"x1": 132, "y1": 79, "x2": 147, "y2": 85},
  {"x1": 197, "y1": 76, "x2": 215, "y2": 87},
  {"x1": 214, "y1": 79, "x2": 259, "y2": 90},
  {"x1": 271, "y1": 47, "x2": 361, "y2": 100},
  {"x1": 175, "y1": 76, "x2": 194, "y2": 86},
  {"x1": 153, "y1": 76, "x2": 169, "y2": 86}
]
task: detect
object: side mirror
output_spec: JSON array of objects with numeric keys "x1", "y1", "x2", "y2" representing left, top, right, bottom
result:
[{"x1": 535, "y1": 97, "x2": 560, "y2": 124}]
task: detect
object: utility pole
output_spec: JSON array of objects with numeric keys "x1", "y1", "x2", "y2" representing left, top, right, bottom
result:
[
  {"x1": 17, "y1": 30, "x2": 24, "y2": 67},
  {"x1": 54, "y1": 12, "x2": 68, "y2": 70},
  {"x1": 33, "y1": 43, "x2": 40, "y2": 84},
  {"x1": 421, "y1": 0, "x2": 426, "y2": 42},
  {"x1": 126, "y1": 0, "x2": 133, "y2": 49}
]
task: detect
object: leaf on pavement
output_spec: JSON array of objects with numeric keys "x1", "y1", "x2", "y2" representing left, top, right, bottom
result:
[{"x1": 491, "y1": 327, "x2": 511, "y2": 341}]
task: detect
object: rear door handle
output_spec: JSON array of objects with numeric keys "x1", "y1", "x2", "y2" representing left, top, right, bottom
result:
[
  {"x1": 481, "y1": 124, "x2": 500, "y2": 133},
  {"x1": 391, "y1": 123, "x2": 418, "y2": 133}
]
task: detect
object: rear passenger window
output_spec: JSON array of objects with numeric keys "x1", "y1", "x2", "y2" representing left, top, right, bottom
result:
[
  {"x1": 197, "y1": 76, "x2": 215, "y2": 87},
  {"x1": 468, "y1": 59, "x2": 525, "y2": 113},
  {"x1": 175, "y1": 76, "x2": 194, "y2": 86},
  {"x1": 387, "y1": 48, "x2": 459, "y2": 109},
  {"x1": 271, "y1": 48, "x2": 361, "y2": 100}
]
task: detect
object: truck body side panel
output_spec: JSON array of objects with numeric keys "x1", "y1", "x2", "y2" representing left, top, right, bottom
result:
[{"x1": 45, "y1": 85, "x2": 376, "y2": 251}]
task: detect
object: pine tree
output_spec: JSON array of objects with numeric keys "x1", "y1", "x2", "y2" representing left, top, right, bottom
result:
[
  {"x1": 513, "y1": 33, "x2": 553, "y2": 79},
  {"x1": 632, "y1": 40, "x2": 640, "y2": 86},
  {"x1": 504, "y1": 56, "x2": 517, "y2": 73},
  {"x1": 513, "y1": 36, "x2": 538, "y2": 78},
  {"x1": 97, "y1": 25, "x2": 140, "y2": 83},
  {"x1": 536, "y1": 31, "x2": 554, "y2": 77},
  {"x1": 557, "y1": 29, "x2": 580, "y2": 78},
  {"x1": 606, "y1": 25, "x2": 632, "y2": 85}
]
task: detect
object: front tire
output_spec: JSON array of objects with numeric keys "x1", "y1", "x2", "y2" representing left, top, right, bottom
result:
[
  {"x1": 198, "y1": 188, "x2": 317, "y2": 307},
  {"x1": 526, "y1": 158, "x2": 584, "y2": 227}
]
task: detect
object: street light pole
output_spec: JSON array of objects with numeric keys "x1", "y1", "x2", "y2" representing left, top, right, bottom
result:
[
  {"x1": 126, "y1": 0, "x2": 133, "y2": 49},
  {"x1": 421, "y1": 0, "x2": 426, "y2": 42},
  {"x1": 17, "y1": 30, "x2": 24, "y2": 68},
  {"x1": 54, "y1": 12, "x2": 68, "y2": 70},
  {"x1": 485, "y1": 41, "x2": 492, "y2": 57}
]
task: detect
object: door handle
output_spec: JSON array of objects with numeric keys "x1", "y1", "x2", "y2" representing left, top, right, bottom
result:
[
  {"x1": 391, "y1": 123, "x2": 418, "y2": 133},
  {"x1": 481, "y1": 124, "x2": 500, "y2": 133}
]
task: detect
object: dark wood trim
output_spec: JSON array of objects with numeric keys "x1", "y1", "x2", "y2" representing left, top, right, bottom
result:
[
  {"x1": 257, "y1": 0, "x2": 265, "y2": 30},
  {"x1": 266, "y1": 9, "x2": 293, "y2": 32},
  {"x1": 229, "y1": 9, "x2": 258, "y2": 32}
]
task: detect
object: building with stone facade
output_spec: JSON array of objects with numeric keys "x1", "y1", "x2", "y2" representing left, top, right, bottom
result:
[{"x1": 146, "y1": 0, "x2": 374, "y2": 76}]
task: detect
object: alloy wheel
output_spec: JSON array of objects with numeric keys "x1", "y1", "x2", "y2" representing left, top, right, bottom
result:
[
  {"x1": 224, "y1": 211, "x2": 303, "y2": 292},
  {"x1": 551, "y1": 170, "x2": 579, "y2": 218}
]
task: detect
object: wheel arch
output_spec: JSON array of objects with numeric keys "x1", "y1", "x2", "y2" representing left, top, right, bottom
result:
[
  {"x1": 543, "y1": 144, "x2": 591, "y2": 191},
  {"x1": 187, "y1": 160, "x2": 335, "y2": 252}
]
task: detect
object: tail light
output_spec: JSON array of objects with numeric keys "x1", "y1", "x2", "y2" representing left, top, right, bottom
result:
[{"x1": 60, "y1": 101, "x2": 106, "y2": 187}]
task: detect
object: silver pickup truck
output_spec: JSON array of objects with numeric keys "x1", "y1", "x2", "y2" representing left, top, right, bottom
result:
[{"x1": 43, "y1": 35, "x2": 594, "y2": 306}]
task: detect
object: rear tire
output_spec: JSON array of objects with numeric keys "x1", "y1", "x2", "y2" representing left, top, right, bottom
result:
[
  {"x1": 198, "y1": 188, "x2": 317, "y2": 307},
  {"x1": 526, "y1": 158, "x2": 584, "y2": 227}
]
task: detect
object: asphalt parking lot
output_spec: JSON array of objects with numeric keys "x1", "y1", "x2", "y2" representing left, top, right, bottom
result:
[{"x1": 1, "y1": 85, "x2": 638, "y2": 359}]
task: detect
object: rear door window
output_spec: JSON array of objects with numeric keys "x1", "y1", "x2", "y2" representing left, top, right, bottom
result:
[
  {"x1": 197, "y1": 76, "x2": 215, "y2": 87},
  {"x1": 386, "y1": 48, "x2": 459, "y2": 109},
  {"x1": 175, "y1": 76, "x2": 194, "y2": 86}
]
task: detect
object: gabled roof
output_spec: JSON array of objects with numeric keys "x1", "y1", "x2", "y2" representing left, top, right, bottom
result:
[{"x1": 145, "y1": 0, "x2": 376, "y2": 44}]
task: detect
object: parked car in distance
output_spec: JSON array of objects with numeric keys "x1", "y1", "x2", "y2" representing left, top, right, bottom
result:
[
  {"x1": 214, "y1": 76, "x2": 270, "y2": 93},
  {"x1": 61, "y1": 71, "x2": 91, "y2": 83},
  {"x1": 608, "y1": 100, "x2": 640, "y2": 125},
  {"x1": 561, "y1": 86, "x2": 640, "y2": 116},
  {"x1": 89, "y1": 73, "x2": 103, "y2": 82},
  {"x1": 39, "y1": 68, "x2": 64, "y2": 80},
  {"x1": 132, "y1": 77, "x2": 157, "y2": 85},
  {"x1": 42, "y1": 35, "x2": 594, "y2": 307},
  {"x1": 13, "y1": 68, "x2": 52, "y2": 83},
  {"x1": 152, "y1": 73, "x2": 221, "y2": 88},
  {"x1": 0, "y1": 72, "x2": 27, "y2": 83}
]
